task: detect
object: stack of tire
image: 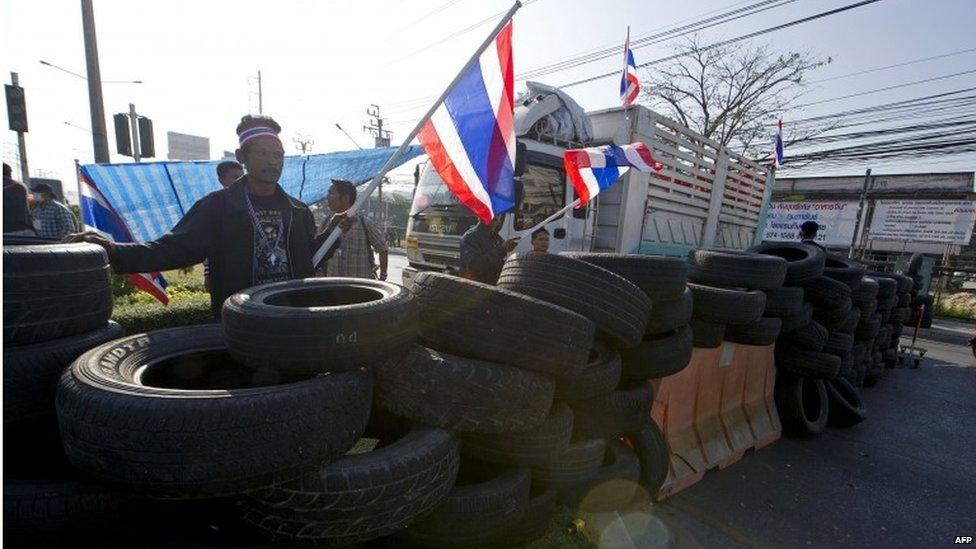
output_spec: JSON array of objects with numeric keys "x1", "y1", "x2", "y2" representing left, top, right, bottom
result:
[
  {"x1": 3, "y1": 236, "x2": 124, "y2": 542},
  {"x1": 747, "y1": 243, "x2": 866, "y2": 434},
  {"x1": 868, "y1": 272, "x2": 912, "y2": 376},
  {"x1": 904, "y1": 252, "x2": 933, "y2": 329}
]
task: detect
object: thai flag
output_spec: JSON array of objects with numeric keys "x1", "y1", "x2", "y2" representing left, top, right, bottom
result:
[
  {"x1": 772, "y1": 119, "x2": 785, "y2": 167},
  {"x1": 418, "y1": 21, "x2": 515, "y2": 225},
  {"x1": 77, "y1": 167, "x2": 169, "y2": 305},
  {"x1": 564, "y1": 142, "x2": 663, "y2": 206},
  {"x1": 620, "y1": 30, "x2": 640, "y2": 106}
]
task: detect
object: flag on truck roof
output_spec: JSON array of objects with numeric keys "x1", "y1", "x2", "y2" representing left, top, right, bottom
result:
[
  {"x1": 417, "y1": 20, "x2": 516, "y2": 225},
  {"x1": 564, "y1": 142, "x2": 662, "y2": 206},
  {"x1": 620, "y1": 28, "x2": 640, "y2": 106},
  {"x1": 772, "y1": 119, "x2": 785, "y2": 167},
  {"x1": 77, "y1": 167, "x2": 169, "y2": 305}
]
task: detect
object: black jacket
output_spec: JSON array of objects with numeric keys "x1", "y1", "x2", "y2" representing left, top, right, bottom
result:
[
  {"x1": 459, "y1": 223, "x2": 507, "y2": 284},
  {"x1": 110, "y1": 178, "x2": 318, "y2": 318}
]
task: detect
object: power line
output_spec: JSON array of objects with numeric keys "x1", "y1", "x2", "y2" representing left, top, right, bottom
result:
[
  {"x1": 804, "y1": 47, "x2": 976, "y2": 84},
  {"x1": 559, "y1": 0, "x2": 885, "y2": 89},
  {"x1": 792, "y1": 68, "x2": 976, "y2": 109}
]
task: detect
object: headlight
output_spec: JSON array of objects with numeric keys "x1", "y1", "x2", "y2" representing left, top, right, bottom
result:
[{"x1": 405, "y1": 236, "x2": 419, "y2": 249}]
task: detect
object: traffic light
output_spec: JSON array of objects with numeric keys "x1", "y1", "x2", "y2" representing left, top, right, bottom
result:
[
  {"x1": 5, "y1": 84, "x2": 27, "y2": 132},
  {"x1": 138, "y1": 116, "x2": 154, "y2": 158},
  {"x1": 114, "y1": 113, "x2": 131, "y2": 156}
]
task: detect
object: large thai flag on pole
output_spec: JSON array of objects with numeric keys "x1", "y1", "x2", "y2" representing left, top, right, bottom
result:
[
  {"x1": 620, "y1": 27, "x2": 640, "y2": 107},
  {"x1": 772, "y1": 119, "x2": 785, "y2": 167},
  {"x1": 77, "y1": 167, "x2": 169, "y2": 305},
  {"x1": 565, "y1": 142, "x2": 663, "y2": 206},
  {"x1": 417, "y1": 21, "x2": 515, "y2": 225}
]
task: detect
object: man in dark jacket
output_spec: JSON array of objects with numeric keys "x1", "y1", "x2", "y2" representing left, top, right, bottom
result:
[
  {"x1": 66, "y1": 115, "x2": 318, "y2": 318},
  {"x1": 458, "y1": 214, "x2": 519, "y2": 284}
]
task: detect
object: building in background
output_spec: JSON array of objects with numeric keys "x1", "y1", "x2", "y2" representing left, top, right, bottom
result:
[{"x1": 166, "y1": 132, "x2": 210, "y2": 161}]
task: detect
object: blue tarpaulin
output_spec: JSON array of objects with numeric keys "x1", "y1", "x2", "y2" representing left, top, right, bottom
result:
[{"x1": 79, "y1": 146, "x2": 423, "y2": 243}]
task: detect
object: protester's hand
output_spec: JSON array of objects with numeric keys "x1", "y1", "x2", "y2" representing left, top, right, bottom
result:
[
  {"x1": 338, "y1": 216, "x2": 355, "y2": 231},
  {"x1": 502, "y1": 237, "x2": 520, "y2": 252},
  {"x1": 63, "y1": 230, "x2": 116, "y2": 253}
]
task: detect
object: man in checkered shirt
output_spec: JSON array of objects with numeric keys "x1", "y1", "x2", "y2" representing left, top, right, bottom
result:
[
  {"x1": 31, "y1": 182, "x2": 78, "y2": 239},
  {"x1": 320, "y1": 180, "x2": 389, "y2": 280}
]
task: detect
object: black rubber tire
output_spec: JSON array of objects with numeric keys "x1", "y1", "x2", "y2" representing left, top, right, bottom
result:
[
  {"x1": 855, "y1": 314, "x2": 882, "y2": 342},
  {"x1": 801, "y1": 276, "x2": 852, "y2": 310},
  {"x1": 822, "y1": 254, "x2": 866, "y2": 289},
  {"x1": 530, "y1": 439, "x2": 606, "y2": 490},
  {"x1": 748, "y1": 242, "x2": 826, "y2": 286},
  {"x1": 413, "y1": 272, "x2": 593, "y2": 376},
  {"x1": 889, "y1": 307, "x2": 909, "y2": 325},
  {"x1": 572, "y1": 383, "x2": 655, "y2": 439},
  {"x1": 688, "y1": 283, "x2": 766, "y2": 325},
  {"x1": 691, "y1": 319, "x2": 726, "y2": 348},
  {"x1": 557, "y1": 442, "x2": 641, "y2": 513},
  {"x1": 812, "y1": 298, "x2": 853, "y2": 331},
  {"x1": 878, "y1": 294, "x2": 899, "y2": 312},
  {"x1": 3, "y1": 240, "x2": 113, "y2": 347},
  {"x1": 873, "y1": 272, "x2": 913, "y2": 295},
  {"x1": 559, "y1": 252, "x2": 688, "y2": 300},
  {"x1": 240, "y1": 426, "x2": 460, "y2": 545},
  {"x1": 823, "y1": 331, "x2": 854, "y2": 359},
  {"x1": 56, "y1": 326, "x2": 372, "y2": 499},
  {"x1": 400, "y1": 464, "x2": 530, "y2": 548},
  {"x1": 839, "y1": 353, "x2": 856, "y2": 378},
  {"x1": 646, "y1": 288, "x2": 693, "y2": 335},
  {"x1": 627, "y1": 422, "x2": 669, "y2": 496},
  {"x1": 898, "y1": 293, "x2": 911, "y2": 308},
  {"x1": 763, "y1": 286, "x2": 806, "y2": 318},
  {"x1": 554, "y1": 342, "x2": 622, "y2": 401},
  {"x1": 488, "y1": 487, "x2": 557, "y2": 547},
  {"x1": 882, "y1": 348, "x2": 898, "y2": 368},
  {"x1": 687, "y1": 249, "x2": 787, "y2": 291},
  {"x1": 775, "y1": 342, "x2": 842, "y2": 378},
  {"x1": 779, "y1": 303, "x2": 814, "y2": 334},
  {"x1": 222, "y1": 278, "x2": 416, "y2": 376},
  {"x1": 858, "y1": 300, "x2": 878, "y2": 320},
  {"x1": 4, "y1": 479, "x2": 127, "y2": 543},
  {"x1": 775, "y1": 373, "x2": 829, "y2": 436},
  {"x1": 725, "y1": 317, "x2": 782, "y2": 346},
  {"x1": 825, "y1": 378, "x2": 867, "y2": 427},
  {"x1": 374, "y1": 345, "x2": 553, "y2": 434},
  {"x1": 872, "y1": 276, "x2": 898, "y2": 299},
  {"x1": 498, "y1": 252, "x2": 651, "y2": 349},
  {"x1": 852, "y1": 278, "x2": 879, "y2": 303},
  {"x1": 620, "y1": 325, "x2": 693, "y2": 380},
  {"x1": 838, "y1": 307, "x2": 861, "y2": 335},
  {"x1": 461, "y1": 404, "x2": 574, "y2": 466},
  {"x1": 4, "y1": 321, "x2": 123, "y2": 431},
  {"x1": 781, "y1": 320, "x2": 828, "y2": 352}
]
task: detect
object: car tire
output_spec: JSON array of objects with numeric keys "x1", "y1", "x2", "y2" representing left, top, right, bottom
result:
[
  {"x1": 619, "y1": 325, "x2": 693, "y2": 380},
  {"x1": 530, "y1": 438, "x2": 606, "y2": 490},
  {"x1": 763, "y1": 287, "x2": 805, "y2": 318},
  {"x1": 557, "y1": 442, "x2": 642, "y2": 513},
  {"x1": 725, "y1": 317, "x2": 782, "y2": 346},
  {"x1": 688, "y1": 283, "x2": 766, "y2": 325},
  {"x1": 559, "y1": 252, "x2": 688, "y2": 300},
  {"x1": 775, "y1": 342, "x2": 842, "y2": 378},
  {"x1": 781, "y1": 320, "x2": 828, "y2": 352},
  {"x1": 687, "y1": 249, "x2": 787, "y2": 291},
  {"x1": 822, "y1": 254, "x2": 866, "y2": 289},
  {"x1": 646, "y1": 288, "x2": 693, "y2": 335},
  {"x1": 691, "y1": 319, "x2": 726, "y2": 348},
  {"x1": 572, "y1": 383, "x2": 655, "y2": 439},
  {"x1": 554, "y1": 342, "x2": 622, "y2": 401},
  {"x1": 626, "y1": 422, "x2": 669, "y2": 495},
  {"x1": 779, "y1": 303, "x2": 814, "y2": 334},
  {"x1": 775, "y1": 373, "x2": 829, "y2": 436},
  {"x1": 813, "y1": 298, "x2": 853, "y2": 331},
  {"x1": 748, "y1": 242, "x2": 826, "y2": 286},
  {"x1": 462, "y1": 404, "x2": 574, "y2": 466},
  {"x1": 801, "y1": 276, "x2": 852, "y2": 310}
]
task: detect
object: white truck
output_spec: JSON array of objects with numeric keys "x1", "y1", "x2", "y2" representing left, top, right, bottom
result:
[{"x1": 402, "y1": 84, "x2": 774, "y2": 286}]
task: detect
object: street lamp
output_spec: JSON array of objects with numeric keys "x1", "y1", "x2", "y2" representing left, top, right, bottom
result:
[{"x1": 39, "y1": 60, "x2": 142, "y2": 84}]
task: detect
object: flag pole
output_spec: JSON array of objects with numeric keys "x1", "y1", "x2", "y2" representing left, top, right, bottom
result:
[{"x1": 313, "y1": 1, "x2": 523, "y2": 267}]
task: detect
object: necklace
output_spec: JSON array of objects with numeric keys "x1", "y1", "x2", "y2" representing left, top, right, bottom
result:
[{"x1": 244, "y1": 190, "x2": 285, "y2": 266}]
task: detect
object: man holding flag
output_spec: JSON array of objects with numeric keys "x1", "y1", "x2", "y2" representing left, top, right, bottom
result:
[{"x1": 67, "y1": 115, "x2": 320, "y2": 319}]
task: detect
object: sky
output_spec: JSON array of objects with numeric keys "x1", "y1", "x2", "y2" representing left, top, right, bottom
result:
[{"x1": 2, "y1": 0, "x2": 975, "y2": 203}]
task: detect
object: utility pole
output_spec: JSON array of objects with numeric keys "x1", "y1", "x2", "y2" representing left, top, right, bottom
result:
[
  {"x1": 364, "y1": 104, "x2": 391, "y2": 148},
  {"x1": 849, "y1": 168, "x2": 872, "y2": 258},
  {"x1": 257, "y1": 70, "x2": 263, "y2": 114},
  {"x1": 8, "y1": 72, "x2": 29, "y2": 184},
  {"x1": 80, "y1": 0, "x2": 110, "y2": 163},
  {"x1": 293, "y1": 133, "x2": 314, "y2": 155},
  {"x1": 128, "y1": 103, "x2": 141, "y2": 162}
]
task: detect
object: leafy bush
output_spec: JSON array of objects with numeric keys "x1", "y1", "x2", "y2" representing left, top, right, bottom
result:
[{"x1": 112, "y1": 290, "x2": 212, "y2": 334}]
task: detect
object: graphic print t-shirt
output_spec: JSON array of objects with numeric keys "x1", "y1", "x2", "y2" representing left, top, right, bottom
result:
[{"x1": 248, "y1": 193, "x2": 291, "y2": 285}]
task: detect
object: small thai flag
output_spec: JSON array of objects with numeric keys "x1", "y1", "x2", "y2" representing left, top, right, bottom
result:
[
  {"x1": 620, "y1": 29, "x2": 640, "y2": 106},
  {"x1": 772, "y1": 119, "x2": 785, "y2": 167},
  {"x1": 77, "y1": 167, "x2": 169, "y2": 305},
  {"x1": 418, "y1": 21, "x2": 516, "y2": 225},
  {"x1": 564, "y1": 142, "x2": 663, "y2": 206}
]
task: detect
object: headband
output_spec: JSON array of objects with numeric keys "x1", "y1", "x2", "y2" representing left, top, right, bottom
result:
[{"x1": 238, "y1": 126, "x2": 281, "y2": 147}]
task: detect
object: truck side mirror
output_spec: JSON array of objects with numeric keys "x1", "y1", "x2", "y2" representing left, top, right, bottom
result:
[
  {"x1": 514, "y1": 179, "x2": 524, "y2": 208},
  {"x1": 515, "y1": 141, "x2": 527, "y2": 177}
]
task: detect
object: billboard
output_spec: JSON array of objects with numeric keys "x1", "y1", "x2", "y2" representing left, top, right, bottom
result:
[
  {"x1": 870, "y1": 200, "x2": 976, "y2": 244},
  {"x1": 761, "y1": 200, "x2": 860, "y2": 246},
  {"x1": 167, "y1": 132, "x2": 210, "y2": 161}
]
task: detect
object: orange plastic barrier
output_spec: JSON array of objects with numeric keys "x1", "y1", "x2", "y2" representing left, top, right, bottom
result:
[{"x1": 650, "y1": 342, "x2": 781, "y2": 500}]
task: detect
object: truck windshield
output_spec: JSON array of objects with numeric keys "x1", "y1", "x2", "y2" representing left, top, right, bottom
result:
[
  {"x1": 410, "y1": 168, "x2": 462, "y2": 216},
  {"x1": 514, "y1": 164, "x2": 565, "y2": 231}
]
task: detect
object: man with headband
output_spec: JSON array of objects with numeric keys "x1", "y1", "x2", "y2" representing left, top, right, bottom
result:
[{"x1": 66, "y1": 115, "x2": 319, "y2": 319}]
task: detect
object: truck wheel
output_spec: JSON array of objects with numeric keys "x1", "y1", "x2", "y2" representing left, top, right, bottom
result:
[
  {"x1": 3, "y1": 240, "x2": 113, "y2": 346},
  {"x1": 620, "y1": 325, "x2": 693, "y2": 379},
  {"x1": 498, "y1": 253, "x2": 651, "y2": 349},
  {"x1": 240, "y1": 426, "x2": 460, "y2": 545},
  {"x1": 559, "y1": 252, "x2": 687, "y2": 300},
  {"x1": 688, "y1": 283, "x2": 766, "y2": 325},
  {"x1": 748, "y1": 242, "x2": 826, "y2": 286},
  {"x1": 646, "y1": 288, "x2": 693, "y2": 335},
  {"x1": 462, "y1": 404, "x2": 573, "y2": 466},
  {"x1": 374, "y1": 345, "x2": 554, "y2": 434},
  {"x1": 725, "y1": 317, "x2": 782, "y2": 346},
  {"x1": 222, "y1": 278, "x2": 416, "y2": 376},
  {"x1": 690, "y1": 319, "x2": 726, "y2": 348},
  {"x1": 413, "y1": 272, "x2": 594, "y2": 376},
  {"x1": 688, "y1": 249, "x2": 787, "y2": 291},
  {"x1": 554, "y1": 342, "x2": 622, "y2": 401},
  {"x1": 57, "y1": 325, "x2": 372, "y2": 499},
  {"x1": 775, "y1": 373, "x2": 829, "y2": 436}
]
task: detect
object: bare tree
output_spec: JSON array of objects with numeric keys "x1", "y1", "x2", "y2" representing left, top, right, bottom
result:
[{"x1": 643, "y1": 36, "x2": 831, "y2": 159}]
